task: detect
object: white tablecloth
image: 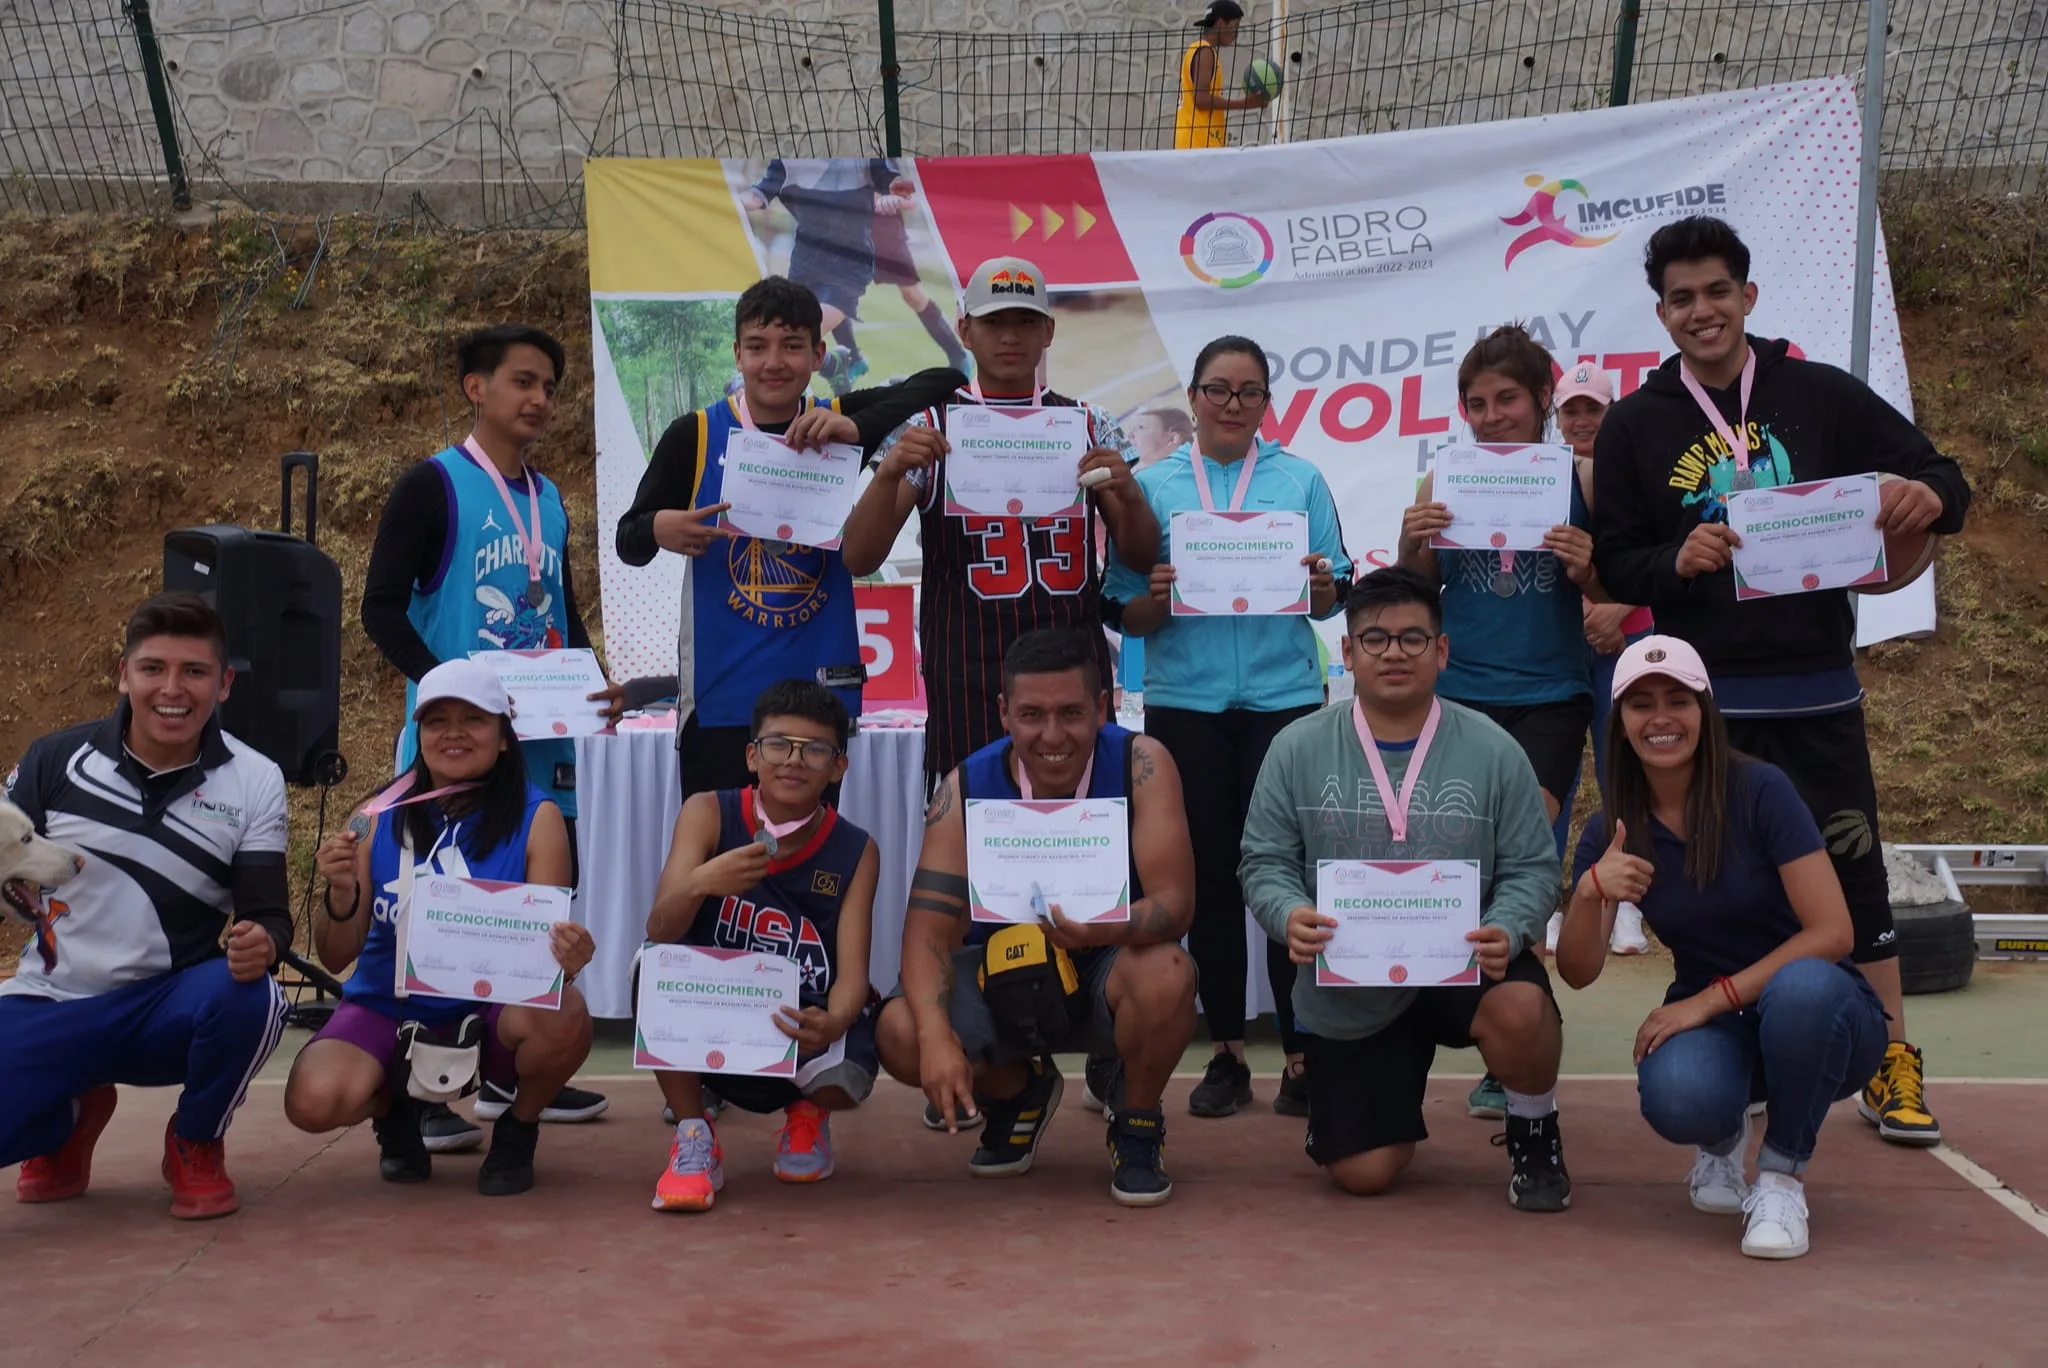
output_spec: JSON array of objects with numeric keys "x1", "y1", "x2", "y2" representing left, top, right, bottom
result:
[{"x1": 573, "y1": 724, "x2": 1276, "y2": 1023}]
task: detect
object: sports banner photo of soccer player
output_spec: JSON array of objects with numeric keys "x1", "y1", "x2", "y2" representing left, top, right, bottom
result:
[{"x1": 585, "y1": 77, "x2": 1930, "y2": 683}]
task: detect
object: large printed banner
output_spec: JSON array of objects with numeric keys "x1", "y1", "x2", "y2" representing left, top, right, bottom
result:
[{"x1": 586, "y1": 77, "x2": 1929, "y2": 682}]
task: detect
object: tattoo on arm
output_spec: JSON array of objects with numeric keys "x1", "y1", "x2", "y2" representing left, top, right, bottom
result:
[
  {"x1": 1126, "y1": 896, "x2": 1176, "y2": 942},
  {"x1": 908, "y1": 867, "x2": 969, "y2": 919},
  {"x1": 923, "y1": 781, "x2": 955, "y2": 828},
  {"x1": 926, "y1": 938, "x2": 955, "y2": 1014},
  {"x1": 1131, "y1": 742, "x2": 1156, "y2": 787}
]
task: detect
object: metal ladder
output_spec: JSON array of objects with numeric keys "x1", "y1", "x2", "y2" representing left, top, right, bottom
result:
[{"x1": 1892, "y1": 845, "x2": 2048, "y2": 961}]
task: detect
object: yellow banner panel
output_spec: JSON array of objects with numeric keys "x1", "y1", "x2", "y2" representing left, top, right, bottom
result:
[{"x1": 585, "y1": 158, "x2": 759, "y2": 294}]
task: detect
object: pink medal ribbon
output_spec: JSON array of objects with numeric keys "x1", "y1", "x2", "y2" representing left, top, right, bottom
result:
[
  {"x1": 1015, "y1": 748, "x2": 1095, "y2": 800},
  {"x1": 1192, "y1": 440, "x2": 1259, "y2": 513},
  {"x1": 463, "y1": 435, "x2": 546, "y2": 608},
  {"x1": 348, "y1": 772, "x2": 483, "y2": 839},
  {"x1": 1351, "y1": 698, "x2": 1442, "y2": 844},
  {"x1": 751, "y1": 787, "x2": 819, "y2": 858},
  {"x1": 731, "y1": 391, "x2": 811, "y2": 433},
  {"x1": 1676, "y1": 345, "x2": 1759, "y2": 492},
  {"x1": 967, "y1": 377, "x2": 1046, "y2": 406}
]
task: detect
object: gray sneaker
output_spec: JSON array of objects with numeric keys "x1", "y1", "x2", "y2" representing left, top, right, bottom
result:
[{"x1": 419, "y1": 1102, "x2": 483, "y2": 1153}]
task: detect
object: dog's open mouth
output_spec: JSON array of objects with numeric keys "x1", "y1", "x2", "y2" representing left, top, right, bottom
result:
[{"x1": 2, "y1": 877, "x2": 47, "y2": 924}]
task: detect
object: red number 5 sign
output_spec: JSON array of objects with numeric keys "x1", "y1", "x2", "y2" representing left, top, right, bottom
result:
[{"x1": 853, "y1": 583, "x2": 923, "y2": 709}]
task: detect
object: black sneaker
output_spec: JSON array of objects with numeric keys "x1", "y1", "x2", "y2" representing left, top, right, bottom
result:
[
  {"x1": 1187, "y1": 1052, "x2": 1253, "y2": 1118},
  {"x1": 1107, "y1": 1107, "x2": 1172, "y2": 1207},
  {"x1": 969, "y1": 1058, "x2": 1063, "y2": 1177},
  {"x1": 1082, "y1": 1053, "x2": 1124, "y2": 1123},
  {"x1": 473, "y1": 1080, "x2": 610, "y2": 1123},
  {"x1": 1498, "y1": 1112, "x2": 1572, "y2": 1213},
  {"x1": 419, "y1": 1101, "x2": 483, "y2": 1153},
  {"x1": 477, "y1": 1116, "x2": 540, "y2": 1197},
  {"x1": 1272, "y1": 1062, "x2": 1310, "y2": 1118},
  {"x1": 921, "y1": 1099, "x2": 984, "y2": 1132},
  {"x1": 373, "y1": 1095, "x2": 431, "y2": 1184}
]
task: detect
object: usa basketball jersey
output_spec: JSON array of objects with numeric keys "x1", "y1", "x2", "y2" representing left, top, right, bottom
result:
[
  {"x1": 683, "y1": 787, "x2": 871, "y2": 1010},
  {"x1": 956, "y1": 724, "x2": 1143, "y2": 959},
  {"x1": 680, "y1": 396, "x2": 863, "y2": 729},
  {"x1": 897, "y1": 389, "x2": 1127, "y2": 781}
]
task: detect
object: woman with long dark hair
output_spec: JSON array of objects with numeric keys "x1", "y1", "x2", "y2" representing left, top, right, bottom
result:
[
  {"x1": 1556, "y1": 636, "x2": 1885, "y2": 1260},
  {"x1": 1105, "y1": 335, "x2": 1352, "y2": 1120},
  {"x1": 285, "y1": 659, "x2": 595, "y2": 1196}
]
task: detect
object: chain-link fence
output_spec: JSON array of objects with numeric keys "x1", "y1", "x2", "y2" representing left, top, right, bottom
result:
[{"x1": 2, "y1": 0, "x2": 2043, "y2": 218}]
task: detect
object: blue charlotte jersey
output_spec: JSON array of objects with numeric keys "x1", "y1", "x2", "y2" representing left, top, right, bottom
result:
[
  {"x1": 399, "y1": 446, "x2": 577, "y2": 815},
  {"x1": 680, "y1": 396, "x2": 864, "y2": 728},
  {"x1": 342, "y1": 784, "x2": 552, "y2": 1026},
  {"x1": 957, "y1": 724, "x2": 1144, "y2": 952},
  {"x1": 681, "y1": 787, "x2": 872, "y2": 1010}
]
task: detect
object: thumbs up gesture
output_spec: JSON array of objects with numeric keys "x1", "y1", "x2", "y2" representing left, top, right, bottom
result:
[{"x1": 1587, "y1": 820, "x2": 1656, "y2": 906}]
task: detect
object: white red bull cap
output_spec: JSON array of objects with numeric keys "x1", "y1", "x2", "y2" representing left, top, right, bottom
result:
[{"x1": 962, "y1": 256, "x2": 1052, "y2": 319}]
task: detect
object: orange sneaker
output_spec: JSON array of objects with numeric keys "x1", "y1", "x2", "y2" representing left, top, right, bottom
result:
[
  {"x1": 16, "y1": 1085, "x2": 118, "y2": 1204},
  {"x1": 161, "y1": 1118, "x2": 240, "y2": 1220},
  {"x1": 774, "y1": 1100, "x2": 836, "y2": 1183},
  {"x1": 652, "y1": 1117, "x2": 724, "y2": 1212}
]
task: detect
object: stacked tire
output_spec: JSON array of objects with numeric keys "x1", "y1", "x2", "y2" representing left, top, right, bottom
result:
[{"x1": 1885, "y1": 846, "x2": 1975, "y2": 995}]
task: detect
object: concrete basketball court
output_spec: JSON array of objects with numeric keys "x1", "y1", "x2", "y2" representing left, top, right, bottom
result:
[{"x1": 7, "y1": 957, "x2": 2046, "y2": 1367}]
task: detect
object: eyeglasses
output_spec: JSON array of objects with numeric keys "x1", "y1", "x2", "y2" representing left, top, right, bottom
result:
[
  {"x1": 1192, "y1": 381, "x2": 1270, "y2": 410},
  {"x1": 751, "y1": 735, "x2": 842, "y2": 769},
  {"x1": 1350, "y1": 628, "x2": 1438, "y2": 657}
]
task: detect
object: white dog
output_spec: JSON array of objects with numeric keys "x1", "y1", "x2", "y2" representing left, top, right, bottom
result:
[{"x1": 0, "y1": 801, "x2": 84, "y2": 972}]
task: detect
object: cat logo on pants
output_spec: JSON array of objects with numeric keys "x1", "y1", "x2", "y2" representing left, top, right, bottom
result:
[{"x1": 1822, "y1": 809, "x2": 1874, "y2": 861}]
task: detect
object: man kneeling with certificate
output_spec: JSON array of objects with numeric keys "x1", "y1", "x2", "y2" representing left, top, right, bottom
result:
[
  {"x1": 1240, "y1": 568, "x2": 1572, "y2": 1211},
  {"x1": 876, "y1": 629, "x2": 1197, "y2": 1207}
]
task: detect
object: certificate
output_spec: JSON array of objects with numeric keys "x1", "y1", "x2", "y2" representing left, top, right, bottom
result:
[
  {"x1": 718, "y1": 429, "x2": 861, "y2": 550},
  {"x1": 632, "y1": 944, "x2": 800, "y2": 1076},
  {"x1": 964, "y1": 798, "x2": 1130, "y2": 924},
  {"x1": 1315, "y1": 859, "x2": 1481, "y2": 988},
  {"x1": 397, "y1": 876, "x2": 567, "y2": 1009},
  {"x1": 470, "y1": 648, "x2": 609, "y2": 741},
  {"x1": 1169, "y1": 509, "x2": 1312, "y2": 616},
  {"x1": 943, "y1": 405, "x2": 1090, "y2": 519},
  {"x1": 1728, "y1": 475, "x2": 1888, "y2": 600},
  {"x1": 1429, "y1": 443, "x2": 1574, "y2": 552}
]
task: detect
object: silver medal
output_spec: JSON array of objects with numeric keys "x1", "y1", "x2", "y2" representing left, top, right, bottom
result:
[
  {"x1": 525, "y1": 579, "x2": 545, "y2": 608},
  {"x1": 753, "y1": 828, "x2": 779, "y2": 859},
  {"x1": 1731, "y1": 467, "x2": 1756, "y2": 492},
  {"x1": 347, "y1": 811, "x2": 372, "y2": 841},
  {"x1": 1491, "y1": 570, "x2": 1517, "y2": 597}
]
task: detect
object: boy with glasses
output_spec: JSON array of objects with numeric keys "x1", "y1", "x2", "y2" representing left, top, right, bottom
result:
[
  {"x1": 641, "y1": 680, "x2": 882, "y2": 1211},
  {"x1": 1240, "y1": 568, "x2": 1572, "y2": 1211}
]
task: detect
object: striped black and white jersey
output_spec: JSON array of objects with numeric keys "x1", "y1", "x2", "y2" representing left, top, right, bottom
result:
[
  {"x1": 888, "y1": 388, "x2": 1133, "y2": 782},
  {"x1": 3, "y1": 704, "x2": 290, "y2": 1003}
]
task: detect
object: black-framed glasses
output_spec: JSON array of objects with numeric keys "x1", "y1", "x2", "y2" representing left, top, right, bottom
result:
[
  {"x1": 1351, "y1": 628, "x2": 1437, "y2": 657},
  {"x1": 751, "y1": 735, "x2": 843, "y2": 769},
  {"x1": 1192, "y1": 381, "x2": 1270, "y2": 410}
]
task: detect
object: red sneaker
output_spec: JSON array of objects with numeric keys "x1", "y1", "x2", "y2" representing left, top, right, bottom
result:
[
  {"x1": 160, "y1": 1117, "x2": 239, "y2": 1220},
  {"x1": 16, "y1": 1085, "x2": 118, "y2": 1203}
]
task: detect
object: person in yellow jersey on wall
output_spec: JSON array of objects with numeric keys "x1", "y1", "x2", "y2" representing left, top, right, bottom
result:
[{"x1": 1175, "y1": 0, "x2": 1270, "y2": 149}]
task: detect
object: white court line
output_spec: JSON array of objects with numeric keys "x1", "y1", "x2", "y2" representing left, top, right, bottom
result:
[{"x1": 1926, "y1": 1143, "x2": 2048, "y2": 1241}]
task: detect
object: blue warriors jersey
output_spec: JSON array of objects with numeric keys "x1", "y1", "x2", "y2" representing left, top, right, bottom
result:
[
  {"x1": 682, "y1": 787, "x2": 872, "y2": 1010},
  {"x1": 681, "y1": 396, "x2": 864, "y2": 728},
  {"x1": 400, "y1": 447, "x2": 577, "y2": 816}
]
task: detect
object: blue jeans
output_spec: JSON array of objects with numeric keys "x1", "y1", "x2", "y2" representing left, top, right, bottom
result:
[
  {"x1": 1636, "y1": 957, "x2": 1887, "y2": 1175},
  {"x1": 0, "y1": 959, "x2": 288, "y2": 1166}
]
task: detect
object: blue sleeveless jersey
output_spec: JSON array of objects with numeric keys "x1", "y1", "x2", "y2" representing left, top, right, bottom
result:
[
  {"x1": 681, "y1": 397, "x2": 863, "y2": 728},
  {"x1": 399, "y1": 447, "x2": 578, "y2": 816},
  {"x1": 342, "y1": 784, "x2": 552, "y2": 1026},
  {"x1": 957, "y1": 723, "x2": 1144, "y2": 950},
  {"x1": 681, "y1": 787, "x2": 871, "y2": 1011}
]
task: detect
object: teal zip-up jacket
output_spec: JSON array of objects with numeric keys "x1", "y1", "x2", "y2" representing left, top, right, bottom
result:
[{"x1": 1103, "y1": 438, "x2": 1352, "y2": 713}]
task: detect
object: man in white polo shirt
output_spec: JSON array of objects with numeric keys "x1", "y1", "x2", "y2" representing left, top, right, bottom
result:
[{"x1": 0, "y1": 593, "x2": 291, "y2": 1220}]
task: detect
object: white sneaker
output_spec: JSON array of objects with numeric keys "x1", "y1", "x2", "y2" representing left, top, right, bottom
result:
[
  {"x1": 1688, "y1": 1149, "x2": 1750, "y2": 1215},
  {"x1": 1609, "y1": 901, "x2": 1650, "y2": 955},
  {"x1": 1544, "y1": 912, "x2": 1562, "y2": 954},
  {"x1": 1740, "y1": 1172, "x2": 1811, "y2": 1259}
]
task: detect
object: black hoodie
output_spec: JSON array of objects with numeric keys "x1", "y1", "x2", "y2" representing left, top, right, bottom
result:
[{"x1": 1591, "y1": 336, "x2": 1970, "y2": 678}]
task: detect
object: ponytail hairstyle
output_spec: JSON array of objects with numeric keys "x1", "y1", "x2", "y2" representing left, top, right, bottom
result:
[{"x1": 1456, "y1": 324, "x2": 1556, "y2": 436}]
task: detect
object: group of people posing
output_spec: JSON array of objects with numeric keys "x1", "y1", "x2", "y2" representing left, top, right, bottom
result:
[{"x1": 0, "y1": 215, "x2": 1966, "y2": 1264}]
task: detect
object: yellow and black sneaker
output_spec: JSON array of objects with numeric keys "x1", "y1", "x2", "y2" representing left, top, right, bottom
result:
[
  {"x1": 1859, "y1": 1041, "x2": 1941, "y2": 1146},
  {"x1": 1108, "y1": 1107, "x2": 1172, "y2": 1208}
]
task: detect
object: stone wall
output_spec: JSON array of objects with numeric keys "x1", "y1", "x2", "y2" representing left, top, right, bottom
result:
[{"x1": 4, "y1": 0, "x2": 2042, "y2": 216}]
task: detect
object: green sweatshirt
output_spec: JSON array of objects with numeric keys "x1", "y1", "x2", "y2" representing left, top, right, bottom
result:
[{"x1": 1239, "y1": 697, "x2": 1560, "y2": 1041}]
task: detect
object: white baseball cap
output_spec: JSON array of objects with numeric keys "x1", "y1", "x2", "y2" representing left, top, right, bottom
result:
[
  {"x1": 1554, "y1": 362, "x2": 1614, "y2": 408},
  {"x1": 961, "y1": 256, "x2": 1052, "y2": 319},
  {"x1": 1610, "y1": 635, "x2": 1712, "y2": 700},
  {"x1": 413, "y1": 657, "x2": 510, "y2": 720}
]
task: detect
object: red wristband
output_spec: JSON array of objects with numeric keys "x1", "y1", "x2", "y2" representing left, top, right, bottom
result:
[
  {"x1": 1714, "y1": 975, "x2": 1743, "y2": 1010},
  {"x1": 1588, "y1": 866, "x2": 1609, "y2": 902}
]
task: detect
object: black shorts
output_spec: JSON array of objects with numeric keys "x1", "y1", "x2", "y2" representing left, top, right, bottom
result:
[
  {"x1": 677, "y1": 714, "x2": 843, "y2": 806},
  {"x1": 1302, "y1": 951, "x2": 1558, "y2": 1166},
  {"x1": 1726, "y1": 707, "x2": 1895, "y2": 964},
  {"x1": 1463, "y1": 697, "x2": 1593, "y2": 804},
  {"x1": 886, "y1": 946, "x2": 1121, "y2": 1065},
  {"x1": 871, "y1": 213, "x2": 920, "y2": 287}
]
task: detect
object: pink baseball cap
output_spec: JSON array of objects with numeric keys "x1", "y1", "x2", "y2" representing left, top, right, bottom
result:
[
  {"x1": 1554, "y1": 361, "x2": 1614, "y2": 408},
  {"x1": 1610, "y1": 635, "x2": 1712, "y2": 700}
]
